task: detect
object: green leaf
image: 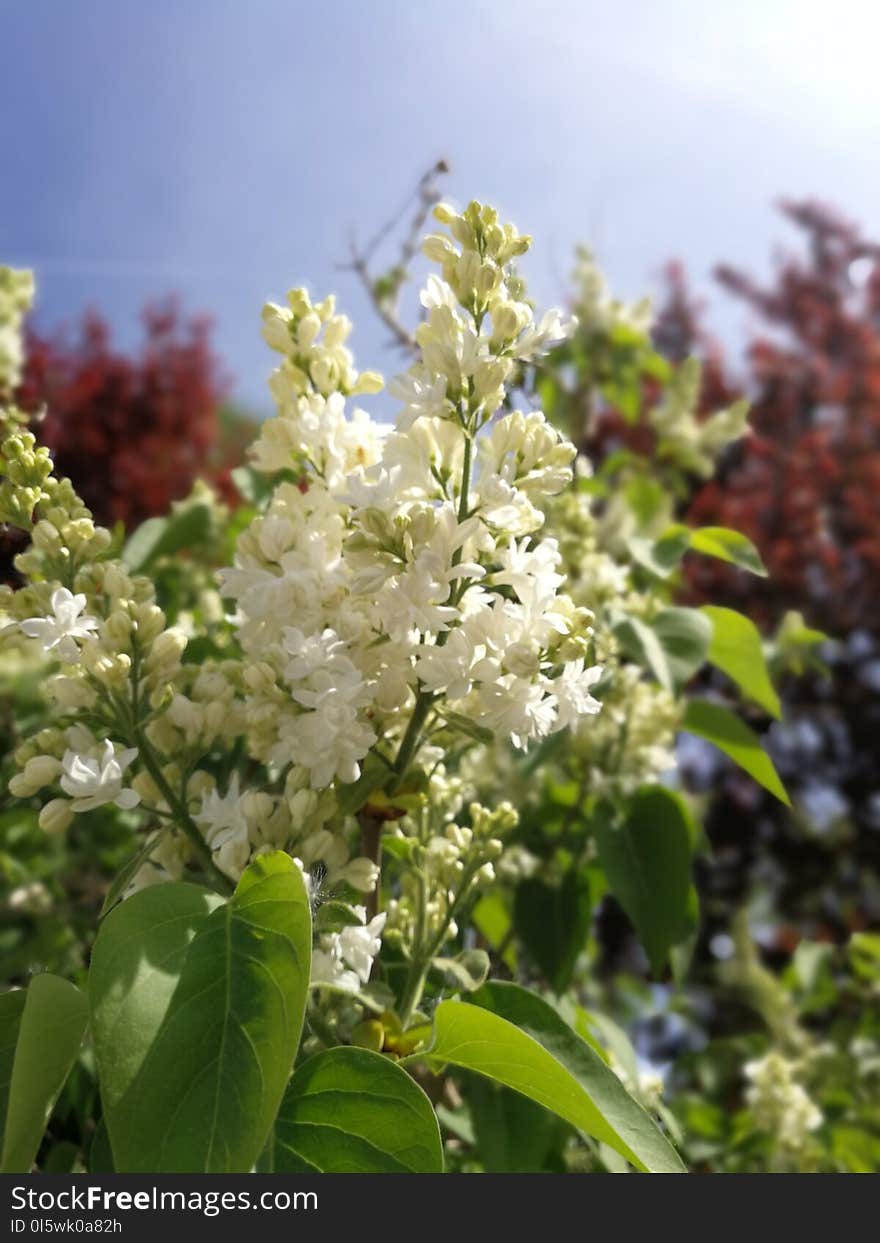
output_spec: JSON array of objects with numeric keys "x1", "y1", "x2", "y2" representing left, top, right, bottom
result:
[
  {"x1": 99, "y1": 831, "x2": 166, "y2": 917},
  {"x1": 270, "y1": 1047, "x2": 442, "y2": 1173},
  {"x1": 464, "y1": 1075, "x2": 568, "y2": 1172},
  {"x1": 594, "y1": 788, "x2": 695, "y2": 975},
  {"x1": 688, "y1": 526, "x2": 767, "y2": 576},
  {"x1": 651, "y1": 607, "x2": 712, "y2": 689},
  {"x1": 705, "y1": 604, "x2": 780, "y2": 720},
  {"x1": 849, "y1": 933, "x2": 880, "y2": 984},
  {"x1": 314, "y1": 900, "x2": 369, "y2": 932},
  {"x1": 574, "y1": 1007, "x2": 639, "y2": 1084},
  {"x1": 334, "y1": 754, "x2": 391, "y2": 816},
  {"x1": 681, "y1": 699, "x2": 790, "y2": 805},
  {"x1": 612, "y1": 612, "x2": 673, "y2": 690},
  {"x1": 88, "y1": 1118, "x2": 114, "y2": 1174},
  {"x1": 628, "y1": 527, "x2": 691, "y2": 578},
  {"x1": 1, "y1": 975, "x2": 89, "y2": 1173},
  {"x1": 415, "y1": 983, "x2": 685, "y2": 1173},
  {"x1": 90, "y1": 852, "x2": 312, "y2": 1172},
  {"x1": 514, "y1": 868, "x2": 592, "y2": 993},
  {"x1": 431, "y1": 949, "x2": 491, "y2": 993},
  {"x1": 701, "y1": 606, "x2": 781, "y2": 719},
  {"x1": 632, "y1": 525, "x2": 767, "y2": 580},
  {"x1": 0, "y1": 991, "x2": 26, "y2": 1138},
  {"x1": 472, "y1": 894, "x2": 517, "y2": 972},
  {"x1": 121, "y1": 502, "x2": 212, "y2": 573}
]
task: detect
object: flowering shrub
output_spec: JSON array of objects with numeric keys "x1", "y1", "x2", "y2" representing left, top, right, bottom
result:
[
  {"x1": 0, "y1": 199, "x2": 790, "y2": 1175},
  {"x1": 15, "y1": 302, "x2": 229, "y2": 529},
  {"x1": 671, "y1": 916, "x2": 880, "y2": 1173},
  {"x1": 650, "y1": 204, "x2": 880, "y2": 983}
]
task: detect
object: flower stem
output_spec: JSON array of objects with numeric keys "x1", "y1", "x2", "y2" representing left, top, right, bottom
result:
[{"x1": 135, "y1": 731, "x2": 233, "y2": 896}]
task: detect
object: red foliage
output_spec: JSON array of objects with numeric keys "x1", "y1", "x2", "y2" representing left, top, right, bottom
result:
[
  {"x1": 667, "y1": 200, "x2": 880, "y2": 634},
  {"x1": 16, "y1": 302, "x2": 230, "y2": 528}
]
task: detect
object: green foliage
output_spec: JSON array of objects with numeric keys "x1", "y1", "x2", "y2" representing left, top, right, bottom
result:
[
  {"x1": 0, "y1": 975, "x2": 88, "y2": 1173},
  {"x1": 90, "y1": 853, "x2": 311, "y2": 1172},
  {"x1": 687, "y1": 527, "x2": 767, "y2": 576},
  {"x1": 514, "y1": 867, "x2": 592, "y2": 993},
  {"x1": 681, "y1": 699, "x2": 789, "y2": 804},
  {"x1": 702, "y1": 606, "x2": 781, "y2": 718},
  {"x1": 417, "y1": 983, "x2": 684, "y2": 1172},
  {"x1": 121, "y1": 499, "x2": 214, "y2": 573},
  {"x1": 595, "y1": 788, "x2": 696, "y2": 975},
  {"x1": 463, "y1": 1076, "x2": 569, "y2": 1172},
  {"x1": 269, "y1": 1047, "x2": 442, "y2": 1173}
]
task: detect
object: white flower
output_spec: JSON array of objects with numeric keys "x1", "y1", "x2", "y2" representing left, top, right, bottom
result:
[
  {"x1": 310, "y1": 908, "x2": 386, "y2": 992},
  {"x1": 272, "y1": 696, "x2": 375, "y2": 788},
  {"x1": 492, "y1": 537, "x2": 564, "y2": 604},
  {"x1": 513, "y1": 308, "x2": 572, "y2": 360},
  {"x1": 59, "y1": 740, "x2": 140, "y2": 812},
  {"x1": 310, "y1": 947, "x2": 361, "y2": 993},
  {"x1": 194, "y1": 774, "x2": 249, "y2": 850},
  {"x1": 338, "y1": 910, "x2": 387, "y2": 983},
  {"x1": 551, "y1": 659, "x2": 604, "y2": 730},
  {"x1": 476, "y1": 674, "x2": 558, "y2": 749},
  {"x1": 416, "y1": 627, "x2": 478, "y2": 698},
  {"x1": 20, "y1": 588, "x2": 99, "y2": 661}
]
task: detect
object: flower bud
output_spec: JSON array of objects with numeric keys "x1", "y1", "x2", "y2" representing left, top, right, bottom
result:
[{"x1": 39, "y1": 798, "x2": 74, "y2": 836}]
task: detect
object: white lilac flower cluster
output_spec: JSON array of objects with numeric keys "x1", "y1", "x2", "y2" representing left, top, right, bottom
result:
[
  {"x1": 538, "y1": 482, "x2": 681, "y2": 796},
  {"x1": 743, "y1": 1051, "x2": 823, "y2": 1169},
  {"x1": 1, "y1": 202, "x2": 614, "y2": 1002},
  {"x1": 222, "y1": 199, "x2": 605, "y2": 796},
  {"x1": 649, "y1": 357, "x2": 750, "y2": 480},
  {"x1": 0, "y1": 266, "x2": 34, "y2": 394},
  {"x1": 572, "y1": 247, "x2": 653, "y2": 339}
]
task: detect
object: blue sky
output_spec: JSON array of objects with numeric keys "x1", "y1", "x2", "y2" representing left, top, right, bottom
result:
[{"x1": 4, "y1": 0, "x2": 879, "y2": 413}]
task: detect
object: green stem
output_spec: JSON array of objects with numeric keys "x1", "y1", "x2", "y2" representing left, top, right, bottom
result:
[
  {"x1": 359, "y1": 809, "x2": 384, "y2": 921},
  {"x1": 134, "y1": 732, "x2": 233, "y2": 895},
  {"x1": 456, "y1": 430, "x2": 473, "y2": 528},
  {"x1": 390, "y1": 692, "x2": 434, "y2": 790},
  {"x1": 126, "y1": 635, "x2": 232, "y2": 895},
  {"x1": 398, "y1": 959, "x2": 431, "y2": 1029}
]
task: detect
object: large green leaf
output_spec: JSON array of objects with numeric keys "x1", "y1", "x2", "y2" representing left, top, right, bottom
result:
[
  {"x1": 595, "y1": 788, "x2": 695, "y2": 975},
  {"x1": 514, "y1": 868, "x2": 592, "y2": 993},
  {"x1": 414, "y1": 982, "x2": 685, "y2": 1173},
  {"x1": 650, "y1": 607, "x2": 712, "y2": 689},
  {"x1": 269, "y1": 1046, "x2": 442, "y2": 1173},
  {"x1": 90, "y1": 852, "x2": 312, "y2": 1172},
  {"x1": 681, "y1": 699, "x2": 790, "y2": 805},
  {"x1": 1, "y1": 975, "x2": 89, "y2": 1173},
  {"x1": 701, "y1": 605, "x2": 781, "y2": 719}
]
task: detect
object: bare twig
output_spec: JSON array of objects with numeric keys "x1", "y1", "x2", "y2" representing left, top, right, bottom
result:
[{"x1": 341, "y1": 159, "x2": 450, "y2": 353}]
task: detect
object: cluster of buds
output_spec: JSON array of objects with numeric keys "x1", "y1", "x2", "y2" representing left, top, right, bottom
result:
[
  {"x1": 0, "y1": 266, "x2": 34, "y2": 394},
  {"x1": 743, "y1": 1050, "x2": 822, "y2": 1170},
  {"x1": 262, "y1": 287, "x2": 383, "y2": 403},
  {"x1": 387, "y1": 800, "x2": 517, "y2": 950}
]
